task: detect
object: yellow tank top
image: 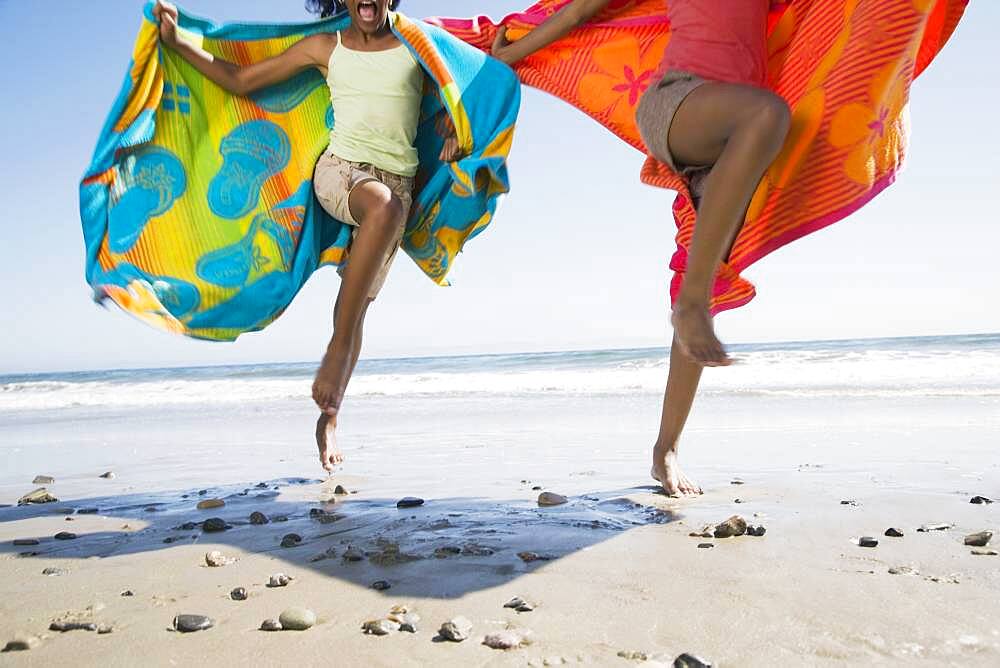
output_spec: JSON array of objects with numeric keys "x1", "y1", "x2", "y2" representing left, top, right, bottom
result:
[{"x1": 326, "y1": 30, "x2": 423, "y2": 177}]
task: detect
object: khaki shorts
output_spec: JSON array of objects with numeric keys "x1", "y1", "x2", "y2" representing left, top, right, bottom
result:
[
  {"x1": 313, "y1": 151, "x2": 414, "y2": 299},
  {"x1": 635, "y1": 70, "x2": 711, "y2": 199}
]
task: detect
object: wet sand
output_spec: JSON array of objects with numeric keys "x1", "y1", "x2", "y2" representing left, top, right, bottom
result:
[{"x1": 1, "y1": 394, "x2": 998, "y2": 665}]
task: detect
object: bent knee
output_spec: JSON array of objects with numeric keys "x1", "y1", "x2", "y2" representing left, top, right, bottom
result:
[{"x1": 753, "y1": 95, "x2": 792, "y2": 143}]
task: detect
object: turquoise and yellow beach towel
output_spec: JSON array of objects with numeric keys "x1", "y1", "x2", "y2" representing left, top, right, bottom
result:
[{"x1": 80, "y1": 4, "x2": 519, "y2": 341}]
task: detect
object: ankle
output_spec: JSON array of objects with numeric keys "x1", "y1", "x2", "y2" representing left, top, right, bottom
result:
[{"x1": 653, "y1": 442, "x2": 678, "y2": 457}]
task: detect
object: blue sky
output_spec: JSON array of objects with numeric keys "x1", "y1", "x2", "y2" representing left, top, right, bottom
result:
[{"x1": 0, "y1": 1, "x2": 996, "y2": 373}]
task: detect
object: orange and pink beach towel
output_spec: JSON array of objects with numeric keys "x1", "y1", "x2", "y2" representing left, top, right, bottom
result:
[{"x1": 434, "y1": 0, "x2": 967, "y2": 313}]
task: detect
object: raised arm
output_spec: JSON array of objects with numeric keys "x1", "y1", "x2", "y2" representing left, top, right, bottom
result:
[
  {"x1": 154, "y1": 1, "x2": 330, "y2": 96},
  {"x1": 491, "y1": 0, "x2": 612, "y2": 65}
]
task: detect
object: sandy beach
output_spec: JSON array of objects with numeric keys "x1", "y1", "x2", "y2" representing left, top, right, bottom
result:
[{"x1": 1, "y1": 338, "x2": 999, "y2": 666}]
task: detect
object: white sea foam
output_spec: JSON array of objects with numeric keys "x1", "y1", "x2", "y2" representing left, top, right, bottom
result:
[{"x1": 2, "y1": 340, "x2": 999, "y2": 412}]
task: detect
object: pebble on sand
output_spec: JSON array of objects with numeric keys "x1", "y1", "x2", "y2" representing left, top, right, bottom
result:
[
  {"x1": 99, "y1": 471, "x2": 115, "y2": 479},
  {"x1": 249, "y1": 511, "x2": 269, "y2": 525},
  {"x1": 17, "y1": 488, "x2": 58, "y2": 506},
  {"x1": 483, "y1": 629, "x2": 532, "y2": 650},
  {"x1": 196, "y1": 499, "x2": 225, "y2": 510},
  {"x1": 387, "y1": 606, "x2": 420, "y2": 633},
  {"x1": 504, "y1": 597, "x2": 535, "y2": 612},
  {"x1": 438, "y1": 616, "x2": 473, "y2": 642},
  {"x1": 675, "y1": 652, "x2": 713, "y2": 668},
  {"x1": 260, "y1": 619, "x2": 282, "y2": 632},
  {"x1": 12, "y1": 539, "x2": 39, "y2": 546},
  {"x1": 371, "y1": 580, "x2": 391, "y2": 591},
  {"x1": 885, "y1": 528, "x2": 905, "y2": 537},
  {"x1": 267, "y1": 573, "x2": 293, "y2": 588},
  {"x1": 713, "y1": 516, "x2": 747, "y2": 538},
  {"x1": 2, "y1": 635, "x2": 41, "y2": 652},
  {"x1": 538, "y1": 492, "x2": 569, "y2": 507},
  {"x1": 858, "y1": 537, "x2": 879, "y2": 548},
  {"x1": 971, "y1": 549, "x2": 998, "y2": 556},
  {"x1": 397, "y1": 497, "x2": 425, "y2": 509},
  {"x1": 42, "y1": 567, "x2": 68, "y2": 576},
  {"x1": 888, "y1": 566, "x2": 918, "y2": 575},
  {"x1": 230, "y1": 587, "x2": 247, "y2": 601},
  {"x1": 618, "y1": 650, "x2": 649, "y2": 661},
  {"x1": 121, "y1": 590, "x2": 134, "y2": 597},
  {"x1": 746, "y1": 525, "x2": 766, "y2": 537},
  {"x1": 362, "y1": 619, "x2": 398, "y2": 636},
  {"x1": 697, "y1": 543, "x2": 715, "y2": 549},
  {"x1": 917, "y1": 523, "x2": 953, "y2": 532},
  {"x1": 54, "y1": 532, "x2": 77, "y2": 541},
  {"x1": 173, "y1": 614, "x2": 214, "y2": 633},
  {"x1": 280, "y1": 533, "x2": 303, "y2": 548},
  {"x1": 970, "y1": 495, "x2": 993, "y2": 505},
  {"x1": 964, "y1": 531, "x2": 993, "y2": 547},
  {"x1": 334, "y1": 484, "x2": 349, "y2": 495},
  {"x1": 32, "y1": 475, "x2": 55, "y2": 485},
  {"x1": 278, "y1": 608, "x2": 316, "y2": 631},
  {"x1": 50, "y1": 621, "x2": 98, "y2": 633},
  {"x1": 205, "y1": 550, "x2": 236, "y2": 567},
  {"x1": 201, "y1": 518, "x2": 228, "y2": 533}
]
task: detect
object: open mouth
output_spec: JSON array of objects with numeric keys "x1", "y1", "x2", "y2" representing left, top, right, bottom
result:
[{"x1": 357, "y1": 0, "x2": 378, "y2": 22}]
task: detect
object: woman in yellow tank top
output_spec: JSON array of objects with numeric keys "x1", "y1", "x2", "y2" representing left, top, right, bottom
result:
[{"x1": 154, "y1": 0, "x2": 461, "y2": 471}]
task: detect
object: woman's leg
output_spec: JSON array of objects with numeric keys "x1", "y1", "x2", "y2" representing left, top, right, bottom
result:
[
  {"x1": 313, "y1": 180, "x2": 405, "y2": 472},
  {"x1": 651, "y1": 334, "x2": 704, "y2": 496},
  {"x1": 667, "y1": 83, "x2": 791, "y2": 366}
]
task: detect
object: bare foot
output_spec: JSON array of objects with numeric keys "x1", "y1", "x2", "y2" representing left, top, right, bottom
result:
[
  {"x1": 671, "y1": 302, "x2": 732, "y2": 367},
  {"x1": 312, "y1": 346, "x2": 350, "y2": 414},
  {"x1": 651, "y1": 448, "x2": 703, "y2": 497},
  {"x1": 316, "y1": 413, "x2": 344, "y2": 472}
]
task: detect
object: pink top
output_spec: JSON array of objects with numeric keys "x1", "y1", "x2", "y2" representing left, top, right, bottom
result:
[{"x1": 655, "y1": 1, "x2": 770, "y2": 86}]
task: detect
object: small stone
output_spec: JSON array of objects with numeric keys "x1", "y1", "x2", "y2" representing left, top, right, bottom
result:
[
  {"x1": 230, "y1": 587, "x2": 247, "y2": 601},
  {"x1": 121, "y1": 590, "x2": 134, "y2": 597},
  {"x1": 697, "y1": 543, "x2": 714, "y2": 549},
  {"x1": 885, "y1": 528, "x2": 904, "y2": 537},
  {"x1": 54, "y1": 532, "x2": 77, "y2": 540},
  {"x1": 462, "y1": 543, "x2": 495, "y2": 556},
  {"x1": 249, "y1": 511, "x2": 269, "y2": 525},
  {"x1": 99, "y1": 471, "x2": 115, "y2": 479},
  {"x1": 733, "y1": 498, "x2": 744, "y2": 504},
  {"x1": 397, "y1": 497, "x2": 424, "y2": 509},
  {"x1": 618, "y1": 650, "x2": 649, "y2": 660},
  {"x1": 971, "y1": 549, "x2": 998, "y2": 556},
  {"x1": 362, "y1": 619, "x2": 397, "y2": 635},
  {"x1": 674, "y1": 653, "x2": 713, "y2": 668},
  {"x1": 371, "y1": 580, "x2": 391, "y2": 591},
  {"x1": 202, "y1": 518, "x2": 228, "y2": 533},
  {"x1": 205, "y1": 550, "x2": 235, "y2": 567},
  {"x1": 267, "y1": 573, "x2": 293, "y2": 588},
  {"x1": 483, "y1": 629, "x2": 531, "y2": 649},
  {"x1": 343, "y1": 546, "x2": 365, "y2": 562},
  {"x1": 2, "y1": 634, "x2": 41, "y2": 651},
  {"x1": 97, "y1": 625, "x2": 113, "y2": 635},
  {"x1": 859, "y1": 536, "x2": 879, "y2": 548},
  {"x1": 917, "y1": 523, "x2": 953, "y2": 532},
  {"x1": 197, "y1": 499, "x2": 224, "y2": 510},
  {"x1": 278, "y1": 608, "x2": 316, "y2": 631},
  {"x1": 840, "y1": 500, "x2": 858, "y2": 506},
  {"x1": 538, "y1": 492, "x2": 569, "y2": 506},
  {"x1": 398, "y1": 617, "x2": 419, "y2": 633},
  {"x1": 746, "y1": 525, "x2": 766, "y2": 537},
  {"x1": 13, "y1": 539, "x2": 39, "y2": 546},
  {"x1": 504, "y1": 597, "x2": 535, "y2": 612},
  {"x1": 517, "y1": 551, "x2": 553, "y2": 563},
  {"x1": 280, "y1": 533, "x2": 303, "y2": 548},
  {"x1": 173, "y1": 614, "x2": 214, "y2": 633},
  {"x1": 970, "y1": 495, "x2": 993, "y2": 505},
  {"x1": 888, "y1": 566, "x2": 917, "y2": 575},
  {"x1": 434, "y1": 546, "x2": 462, "y2": 558},
  {"x1": 713, "y1": 515, "x2": 747, "y2": 538},
  {"x1": 260, "y1": 619, "x2": 282, "y2": 632},
  {"x1": 33, "y1": 475, "x2": 55, "y2": 485},
  {"x1": 42, "y1": 567, "x2": 68, "y2": 576},
  {"x1": 50, "y1": 621, "x2": 98, "y2": 632},
  {"x1": 531, "y1": 486, "x2": 542, "y2": 491},
  {"x1": 730, "y1": 480, "x2": 745, "y2": 485},
  {"x1": 438, "y1": 616, "x2": 472, "y2": 641},
  {"x1": 17, "y1": 488, "x2": 58, "y2": 505},
  {"x1": 198, "y1": 490, "x2": 208, "y2": 496},
  {"x1": 964, "y1": 531, "x2": 993, "y2": 547},
  {"x1": 314, "y1": 512, "x2": 346, "y2": 525},
  {"x1": 334, "y1": 484, "x2": 349, "y2": 495}
]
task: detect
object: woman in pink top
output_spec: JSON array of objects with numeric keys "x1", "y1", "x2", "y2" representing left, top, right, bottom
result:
[{"x1": 493, "y1": 0, "x2": 789, "y2": 496}]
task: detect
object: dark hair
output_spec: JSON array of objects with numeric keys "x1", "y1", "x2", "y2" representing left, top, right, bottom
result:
[{"x1": 305, "y1": 0, "x2": 400, "y2": 18}]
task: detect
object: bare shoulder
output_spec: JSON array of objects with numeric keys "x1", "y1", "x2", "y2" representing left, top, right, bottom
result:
[{"x1": 296, "y1": 32, "x2": 337, "y2": 66}]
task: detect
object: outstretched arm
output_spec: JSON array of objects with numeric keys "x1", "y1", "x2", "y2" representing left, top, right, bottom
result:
[
  {"x1": 491, "y1": 0, "x2": 612, "y2": 65},
  {"x1": 154, "y1": 1, "x2": 329, "y2": 96}
]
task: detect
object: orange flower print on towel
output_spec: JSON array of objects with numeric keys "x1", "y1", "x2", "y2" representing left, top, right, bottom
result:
[
  {"x1": 829, "y1": 61, "x2": 911, "y2": 186},
  {"x1": 578, "y1": 34, "x2": 668, "y2": 134}
]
